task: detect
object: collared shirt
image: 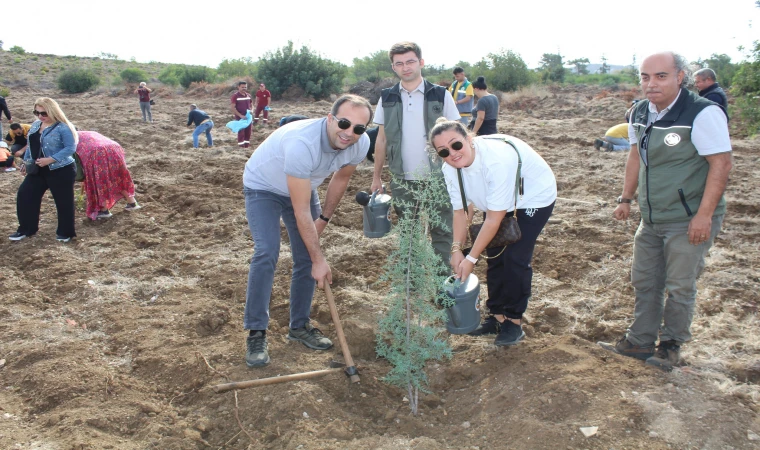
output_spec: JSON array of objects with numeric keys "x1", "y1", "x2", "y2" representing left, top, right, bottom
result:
[
  {"x1": 243, "y1": 118, "x2": 368, "y2": 196},
  {"x1": 374, "y1": 79, "x2": 459, "y2": 179},
  {"x1": 629, "y1": 90, "x2": 731, "y2": 164}
]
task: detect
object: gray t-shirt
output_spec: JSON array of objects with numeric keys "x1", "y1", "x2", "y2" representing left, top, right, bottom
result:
[
  {"x1": 243, "y1": 118, "x2": 368, "y2": 197},
  {"x1": 477, "y1": 94, "x2": 500, "y2": 120}
]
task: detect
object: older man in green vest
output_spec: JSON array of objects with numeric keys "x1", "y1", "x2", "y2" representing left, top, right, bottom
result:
[
  {"x1": 598, "y1": 52, "x2": 732, "y2": 371},
  {"x1": 371, "y1": 41, "x2": 460, "y2": 273}
]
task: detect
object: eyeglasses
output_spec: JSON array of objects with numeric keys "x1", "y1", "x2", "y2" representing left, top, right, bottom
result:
[
  {"x1": 436, "y1": 140, "x2": 464, "y2": 158},
  {"x1": 392, "y1": 59, "x2": 419, "y2": 69},
  {"x1": 335, "y1": 117, "x2": 367, "y2": 135},
  {"x1": 33, "y1": 110, "x2": 49, "y2": 117}
]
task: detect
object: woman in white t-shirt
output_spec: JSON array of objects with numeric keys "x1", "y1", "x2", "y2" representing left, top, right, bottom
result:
[{"x1": 430, "y1": 119, "x2": 557, "y2": 346}]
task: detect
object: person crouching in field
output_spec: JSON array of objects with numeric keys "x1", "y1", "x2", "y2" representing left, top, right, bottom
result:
[
  {"x1": 186, "y1": 104, "x2": 213, "y2": 148},
  {"x1": 241, "y1": 94, "x2": 372, "y2": 367},
  {"x1": 0, "y1": 142, "x2": 15, "y2": 172},
  {"x1": 75, "y1": 131, "x2": 141, "y2": 220}
]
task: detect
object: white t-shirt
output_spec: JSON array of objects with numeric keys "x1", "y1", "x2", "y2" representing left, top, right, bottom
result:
[
  {"x1": 442, "y1": 135, "x2": 557, "y2": 212},
  {"x1": 374, "y1": 79, "x2": 460, "y2": 180},
  {"x1": 628, "y1": 91, "x2": 731, "y2": 164},
  {"x1": 243, "y1": 118, "x2": 368, "y2": 197}
]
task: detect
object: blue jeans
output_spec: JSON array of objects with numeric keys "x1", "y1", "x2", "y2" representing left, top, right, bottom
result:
[
  {"x1": 192, "y1": 121, "x2": 214, "y2": 148},
  {"x1": 604, "y1": 136, "x2": 630, "y2": 151},
  {"x1": 627, "y1": 215, "x2": 723, "y2": 346},
  {"x1": 243, "y1": 188, "x2": 322, "y2": 331}
]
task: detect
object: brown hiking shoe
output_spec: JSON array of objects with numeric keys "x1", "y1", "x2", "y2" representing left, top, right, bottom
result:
[
  {"x1": 598, "y1": 337, "x2": 655, "y2": 360},
  {"x1": 645, "y1": 340, "x2": 681, "y2": 371}
]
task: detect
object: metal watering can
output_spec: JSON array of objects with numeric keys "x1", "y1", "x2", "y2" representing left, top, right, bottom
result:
[
  {"x1": 443, "y1": 275, "x2": 481, "y2": 334},
  {"x1": 355, "y1": 187, "x2": 392, "y2": 238}
]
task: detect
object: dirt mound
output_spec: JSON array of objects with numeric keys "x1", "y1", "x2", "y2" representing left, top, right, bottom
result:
[
  {"x1": 348, "y1": 78, "x2": 396, "y2": 105},
  {"x1": 0, "y1": 85, "x2": 758, "y2": 449}
]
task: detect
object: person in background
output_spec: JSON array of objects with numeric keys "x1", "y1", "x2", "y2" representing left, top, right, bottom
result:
[
  {"x1": 594, "y1": 123, "x2": 631, "y2": 152},
  {"x1": 186, "y1": 104, "x2": 214, "y2": 148},
  {"x1": 5, "y1": 123, "x2": 30, "y2": 158},
  {"x1": 0, "y1": 142, "x2": 15, "y2": 172},
  {"x1": 75, "y1": 131, "x2": 141, "y2": 220},
  {"x1": 694, "y1": 68, "x2": 728, "y2": 119},
  {"x1": 471, "y1": 77, "x2": 500, "y2": 136},
  {"x1": 134, "y1": 82, "x2": 153, "y2": 123},
  {"x1": 230, "y1": 81, "x2": 254, "y2": 148},
  {"x1": 254, "y1": 83, "x2": 272, "y2": 126},
  {"x1": 10, "y1": 97, "x2": 78, "y2": 243},
  {"x1": 0, "y1": 95, "x2": 11, "y2": 138},
  {"x1": 448, "y1": 67, "x2": 474, "y2": 127},
  {"x1": 430, "y1": 119, "x2": 557, "y2": 346}
]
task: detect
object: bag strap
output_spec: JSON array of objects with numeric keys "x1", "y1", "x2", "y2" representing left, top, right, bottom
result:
[{"x1": 456, "y1": 167, "x2": 470, "y2": 226}]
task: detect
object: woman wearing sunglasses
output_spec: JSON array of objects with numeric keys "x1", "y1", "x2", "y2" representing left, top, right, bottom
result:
[
  {"x1": 430, "y1": 119, "x2": 557, "y2": 346},
  {"x1": 9, "y1": 97, "x2": 79, "y2": 243}
]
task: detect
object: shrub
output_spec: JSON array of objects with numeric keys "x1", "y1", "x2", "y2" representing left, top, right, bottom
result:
[
  {"x1": 120, "y1": 67, "x2": 148, "y2": 83},
  {"x1": 9, "y1": 45, "x2": 25, "y2": 55},
  {"x1": 158, "y1": 65, "x2": 182, "y2": 86},
  {"x1": 57, "y1": 68, "x2": 100, "y2": 93},
  {"x1": 731, "y1": 40, "x2": 760, "y2": 134},
  {"x1": 0, "y1": 87, "x2": 10, "y2": 97},
  {"x1": 217, "y1": 57, "x2": 257, "y2": 79},
  {"x1": 256, "y1": 41, "x2": 346, "y2": 100},
  {"x1": 159, "y1": 64, "x2": 216, "y2": 88}
]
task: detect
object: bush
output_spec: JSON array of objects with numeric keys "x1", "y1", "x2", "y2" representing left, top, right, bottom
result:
[
  {"x1": 217, "y1": 57, "x2": 257, "y2": 79},
  {"x1": 159, "y1": 64, "x2": 216, "y2": 88},
  {"x1": 468, "y1": 50, "x2": 533, "y2": 93},
  {"x1": 731, "y1": 41, "x2": 760, "y2": 134},
  {"x1": 9, "y1": 45, "x2": 25, "y2": 55},
  {"x1": 57, "y1": 68, "x2": 100, "y2": 93},
  {"x1": 257, "y1": 41, "x2": 347, "y2": 100},
  {"x1": 0, "y1": 87, "x2": 9, "y2": 97},
  {"x1": 158, "y1": 65, "x2": 182, "y2": 86},
  {"x1": 120, "y1": 67, "x2": 148, "y2": 83}
]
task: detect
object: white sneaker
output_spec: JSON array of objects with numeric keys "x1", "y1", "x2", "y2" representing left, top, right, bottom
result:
[
  {"x1": 97, "y1": 210, "x2": 113, "y2": 219},
  {"x1": 124, "y1": 202, "x2": 141, "y2": 211},
  {"x1": 4, "y1": 167, "x2": 16, "y2": 172}
]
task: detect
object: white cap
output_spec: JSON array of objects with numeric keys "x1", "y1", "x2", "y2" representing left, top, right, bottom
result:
[{"x1": 0, "y1": 142, "x2": 8, "y2": 148}]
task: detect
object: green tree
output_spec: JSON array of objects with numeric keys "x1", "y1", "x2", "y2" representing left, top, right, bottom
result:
[
  {"x1": 256, "y1": 41, "x2": 346, "y2": 100},
  {"x1": 57, "y1": 69, "x2": 99, "y2": 93},
  {"x1": 120, "y1": 67, "x2": 148, "y2": 83},
  {"x1": 703, "y1": 54, "x2": 737, "y2": 89},
  {"x1": 568, "y1": 58, "x2": 590, "y2": 75},
  {"x1": 598, "y1": 55, "x2": 610, "y2": 74},
  {"x1": 9, "y1": 45, "x2": 25, "y2": 55},
  {"x1": 539, "y1": 53, "x2": 565, "y2": 83},
  {"x1": 351, "y1": 50, "x2": 393, "y2": 83},
  {"x1": 217, "y1": 57, "x2": 258, "y2": 79},
  {"x1": 376, "y1": 172, "x2": 453, "y2": 415},
  {"x1": 158, "y1": 64, "x2": 216, "y2": 87},
  {"x1": 732, "y1": 40, "x2": 760, "y2": 133},
  {"x1": 474, "y1": 50, "x2": 532, "y2": 92}
]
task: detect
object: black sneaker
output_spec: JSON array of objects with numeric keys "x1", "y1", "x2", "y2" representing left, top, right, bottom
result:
[
  {"x1": 602, "y1": 141, "x2": 615, "y2": 152},
  {"x1": 245, "y1": 331, "x2": 270, "y2": 367},
  {"x1": 494, "y1": 320, "x2": 525, "y2": 346},
  {"x1": 288, "y1": 323, "x2": 333, "y2": 350},
  {"x1": 9, "y1": 232, "x2": 27, "y2": 241},
  {"x1": 468, "y1": 315, "x2": 501, "y2": 336},
  {"x1": 645, "y1": 340, "x2": 681, "y2": 371},
  {"x1": 594, "y1": 138, "x2": 604, "y2": 150},
  {"x1": 598, "y1": 336, "x2": 655, "y2": 360}
]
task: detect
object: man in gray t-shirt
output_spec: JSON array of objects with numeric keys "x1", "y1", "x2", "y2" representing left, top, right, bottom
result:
[{"x1": 242, "y1": 94, "x2": 373, "y2": 368}]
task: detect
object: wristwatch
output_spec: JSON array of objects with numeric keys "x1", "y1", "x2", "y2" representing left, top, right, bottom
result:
[
  {"x1": 617, "y1": 196, "x2": 632, "y2": 204},
  {"x1": 318, "y1": 214, "x2": 330, "y2": 223}
]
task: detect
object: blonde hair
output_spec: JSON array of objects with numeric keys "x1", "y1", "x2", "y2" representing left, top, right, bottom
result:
[
  {"x1": 139, "y1": 82, "x2": 147, "y2": 87},
  {"x1": 34, "y1": 97, "x2": 79, "y2": 145},
  {"x1": 428, "y1": 117, "x2": 471, "y2": 149}
]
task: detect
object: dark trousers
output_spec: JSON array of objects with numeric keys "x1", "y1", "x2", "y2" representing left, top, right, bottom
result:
[
  {"x1": 484, "y1": 201, "x2": 554, "y2": 319},
  {"x1": 16, "y1": 163, "x2": 77, "y2": 238},
  {"x1": 236, "y1": 122, "x2": 252, "y2": 144},
  {"x1": 1, "y1": 156, "x2": 13, "y2": 167}
]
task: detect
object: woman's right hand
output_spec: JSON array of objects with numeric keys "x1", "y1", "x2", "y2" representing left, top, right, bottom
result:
[
  {"x1": 19, "y1": 163, "x2": 26, "y2": 176},
  {"x1": 450, "y1": 250, "x2": 465, "y2": 276}
]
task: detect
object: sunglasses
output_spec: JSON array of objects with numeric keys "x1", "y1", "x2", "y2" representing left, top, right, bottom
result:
[
  {"x1": 33, "y1": 110, "x2": 49, "y2": 117},
  {"x1": 335, "y1": 117, "x2": 367, "y2": 135},
  {"x1": 436, "y1": 140, "x2": 464, "y2": 158}
]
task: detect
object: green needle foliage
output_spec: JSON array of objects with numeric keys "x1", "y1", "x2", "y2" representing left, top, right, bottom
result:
[{"x1": 376, "y1": 172, "x2": 454, "y2": 415}]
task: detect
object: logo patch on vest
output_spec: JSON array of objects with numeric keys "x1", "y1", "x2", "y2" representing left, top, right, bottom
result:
[
  {"x1": 664, "y1": 133, "x2": 681, "y2": 146},
  {"x1": 432, "y1": 105, "x2": 442, "y2": 113}
]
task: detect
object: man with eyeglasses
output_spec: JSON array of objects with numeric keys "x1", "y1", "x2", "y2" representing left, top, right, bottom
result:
[
  {"x1": 241, "y1": 94, "x2": 373, "y2": 368},
  {"x1": 371, "y1": 41, "x2": 460, "y2": 275},
  {"x1": 599, "y1": 52, "x2": 732, "y2": 372}
]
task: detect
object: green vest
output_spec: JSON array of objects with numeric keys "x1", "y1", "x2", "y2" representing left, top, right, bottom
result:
[
  {"x1": 381, "y1": 80, "x2": 447, "y2": 178},
  {"x1": 631, "y1": 88, "x2": 726, "y2": 224}
]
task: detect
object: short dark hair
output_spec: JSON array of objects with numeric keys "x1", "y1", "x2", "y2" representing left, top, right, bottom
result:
[
  {"x1": 389, "y1": 42, "x2": 422, "y2": 62},
  {"x1": 472, "y1": 76, "x2": 487, "y2": 90},
  {"x1": 453, "y1": 67, "x2": 464, "y2": 75},
  {"x1": 238, "y1": 81, "x2": 247, "y2": 87},
  {"x1": 10, "y1": 123, "x2": 21, "y2": 130},
  {"x1": 694, "y1": 68, "x2": 717, "y2": 82},
  {"x1": 331, "y1": 94, "x2": 374, "y2": 125}
]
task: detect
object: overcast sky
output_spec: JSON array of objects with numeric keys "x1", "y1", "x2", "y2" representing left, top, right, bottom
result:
[{"x1": 4, "y1": 0, "x2": 757, "y2": 70}]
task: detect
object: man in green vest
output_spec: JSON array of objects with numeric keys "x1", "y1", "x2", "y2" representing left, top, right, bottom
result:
[
  {"x1": 449, "y1": 67, "x2": 474, "y2": 127},
  {"x1": 371, "y1": 41, "x2": 460, "y2": 273},
  {"x1": 598, "y1": 52, "x2": 732, "y2": 371}
]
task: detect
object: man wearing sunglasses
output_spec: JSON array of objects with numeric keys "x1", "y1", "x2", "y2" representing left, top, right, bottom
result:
[
  {"x1": 241, "y1": 94, "x2": 372, "y2": 368},
  {"x1": 599, "y1": 52, "x2": 732, "y2": 372},
  {"x1": 371, "y1": 41, "x2": 461, "y2": 274}
]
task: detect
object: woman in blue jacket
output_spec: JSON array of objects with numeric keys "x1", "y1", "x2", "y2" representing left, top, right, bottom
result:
[{"x1": 10, "y1": 97, "x2": 79, "y2": 242}]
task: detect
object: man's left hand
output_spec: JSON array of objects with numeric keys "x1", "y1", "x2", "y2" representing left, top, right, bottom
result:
[{"x1": 687, "y1": 214, "x2": 712, "y2": 245}]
